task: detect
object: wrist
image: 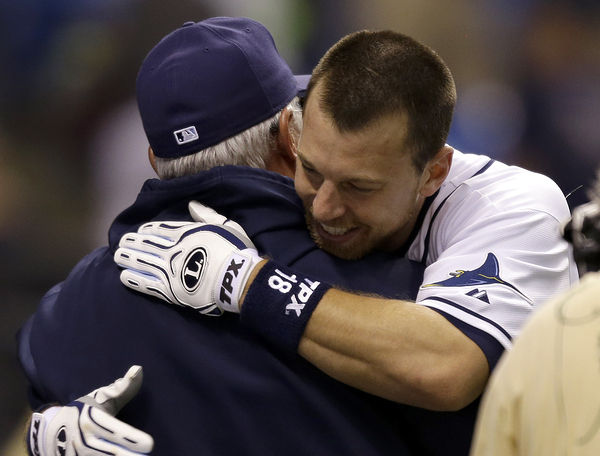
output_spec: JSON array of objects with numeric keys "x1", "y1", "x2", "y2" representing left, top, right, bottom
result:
[
  {"x1": 239, "y1": 262, "x2": 332, "y2": 352},
  {"x1": 29, "y1": 406, "x2": 62, "y2": 456},
  {"x1": 215, "y1": 249, "x2": 264, "y2": 313},
  {"x1": 239, "y1": 259, "x2": 268, "y2": 308}
]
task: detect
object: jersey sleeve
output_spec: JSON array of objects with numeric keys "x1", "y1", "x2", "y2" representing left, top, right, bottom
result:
[{"x1": 416, "y1": 193, "x2": 576, "y2": 370}]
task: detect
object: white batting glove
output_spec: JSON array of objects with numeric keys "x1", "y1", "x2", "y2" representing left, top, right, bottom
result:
[
  {"x1": 29, "y1": 365, "x2": 153, "y2": 456},
  {"x1": 114, "y1": 220, "x2": 263, "y2": 315}
]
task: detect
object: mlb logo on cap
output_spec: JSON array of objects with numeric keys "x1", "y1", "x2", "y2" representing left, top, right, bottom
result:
[{"x1": 174, "y1": 126, "x2": 199, "y2": 145}]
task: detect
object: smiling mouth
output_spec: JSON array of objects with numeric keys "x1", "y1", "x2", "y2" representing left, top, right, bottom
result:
[
  {"x1": 321, "y1": 223, "x2": 352, "y2": 235},
  {"x1": 316, "y1": 222, "x2": 360, "y2": 241}
]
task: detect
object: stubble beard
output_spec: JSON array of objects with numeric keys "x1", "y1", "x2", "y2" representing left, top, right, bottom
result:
[{"x1": 304, "y1": 209, "x2": 372, "y2": 260}]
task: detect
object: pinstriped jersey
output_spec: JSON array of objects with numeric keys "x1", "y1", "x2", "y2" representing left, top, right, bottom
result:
[{"x1": 408, "y1": 149, "x2": 578, "y2": 368}]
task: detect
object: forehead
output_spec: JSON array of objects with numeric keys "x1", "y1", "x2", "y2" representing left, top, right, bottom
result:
[{"x1": 300, "y1": 87, "x2": 413, "y2": 177}]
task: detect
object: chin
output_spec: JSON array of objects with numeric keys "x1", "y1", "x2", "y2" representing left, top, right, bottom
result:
[
  {"x1": 322, "y1": 245, "x2": 369, "y2": 260},
  {"x1": 305, "y1": 210, "x2": 372, "y2": 259},
  {"x1": 312, "y1": 231, "x2": 371, "y2": 260}
]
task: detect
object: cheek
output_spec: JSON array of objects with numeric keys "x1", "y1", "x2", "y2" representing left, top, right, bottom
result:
[
  {"x1": 362, "y1": 193, "x2": 415, "y2": 229},
  {"x1": 348, "y1": 198, "x2": 390, "y2": 228},
  {"x1": 294, "y1": 176, "x2": 314, "y2": 208}
]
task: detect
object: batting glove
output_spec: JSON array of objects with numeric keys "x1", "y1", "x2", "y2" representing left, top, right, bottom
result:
[
  {"x1": 28, "y1": 365, "x2": 153, "y2": 456},
  {"x1": 114, "y1": 218, "x2": 263, "y2": 315},
  {"x1": 188, "y1": 200, "x2": 248, "y2": 237}
]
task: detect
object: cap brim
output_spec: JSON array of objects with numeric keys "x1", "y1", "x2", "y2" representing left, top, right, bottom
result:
[{"x1": 294, "y1": 74, "x2": 310, "y2": 97}]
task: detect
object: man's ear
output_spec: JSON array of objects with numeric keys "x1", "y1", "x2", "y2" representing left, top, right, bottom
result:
[
  {"x1": 278, "y1": 106, "x2": 298, "y2": 157},
  {"x1": 419, "y1": 145, "x2": 453, "y2": 197},
  {"x1": 148, "y1": 146, "x2": 158, "y2": 174},
  {"x1": 272, "y1": 107, "x2": 298, "y2": 177}
]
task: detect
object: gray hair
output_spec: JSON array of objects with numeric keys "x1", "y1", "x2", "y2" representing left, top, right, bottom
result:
[{"x1": 154, "y1": 97, "x2": 303, "y2": 180}]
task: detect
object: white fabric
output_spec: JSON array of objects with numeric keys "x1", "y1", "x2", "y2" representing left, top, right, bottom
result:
[{"x1": 408, "y1": 149, "x2": 578, "y2": 349}]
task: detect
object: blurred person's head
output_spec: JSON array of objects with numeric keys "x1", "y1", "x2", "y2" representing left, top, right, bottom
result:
[
  {"x1": 563, "y1": 170, "x2": 600, "y2": 274},
  {"x1": 295, "y1": 30, "x2": 456, "y2": 259},
  {"x1": 135, "y1": 17, "x2": 307, "y2": 181}
]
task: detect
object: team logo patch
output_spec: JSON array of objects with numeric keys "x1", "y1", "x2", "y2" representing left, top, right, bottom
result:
[
  {"x1": 422, "y1": 252, "x2": 529, "y2": 301},
  {"x1": 466, "y1": 288, "x2": 490, "y2": 303},
  {"x1": 173, "y1": 126, "x2": 199, "y2": 145},
  {"x1": 181, "y1": 248, "x2": 207, "y2": 292}
]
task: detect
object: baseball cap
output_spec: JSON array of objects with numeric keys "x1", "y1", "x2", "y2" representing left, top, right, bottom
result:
[{"x1": 136, "y1": 17, "x2": 309, "y2": 159}]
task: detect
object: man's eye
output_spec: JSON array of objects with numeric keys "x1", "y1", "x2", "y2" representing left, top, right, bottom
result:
[
  {"x1": 303, "y1": 164, "x2": 317, "y2": 174},
  {"x1": 348, "y1": 184, "x2": 375, "y2": 194}
]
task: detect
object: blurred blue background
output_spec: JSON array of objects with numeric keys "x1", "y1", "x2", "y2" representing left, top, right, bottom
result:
[{"x1": 1, "y1": 0, "x2": 599, "y2": 450}]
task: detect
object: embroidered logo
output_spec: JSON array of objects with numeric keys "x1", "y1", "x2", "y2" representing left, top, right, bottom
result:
[
  {"x1": 174, "y1": 126, "x2": 199, "y2": 145},
  {"x1": 422, "y1": 252, "x2": 530, "y2": 302},
  {"x1": 466, "y1": 288, "x2": 490, "y2": 303},
  {"x1": 181, "y1": 248, "x2": 207, "y2": 292}
]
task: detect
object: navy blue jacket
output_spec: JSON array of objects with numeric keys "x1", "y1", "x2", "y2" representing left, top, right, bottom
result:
[{"x1": 18, "y1": 166, "x2": 478, "y2": 455}]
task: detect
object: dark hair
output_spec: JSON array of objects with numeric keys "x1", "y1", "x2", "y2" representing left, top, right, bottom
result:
[{"x1": 305, "y1": 30, "x2": 456, "y2": 171}]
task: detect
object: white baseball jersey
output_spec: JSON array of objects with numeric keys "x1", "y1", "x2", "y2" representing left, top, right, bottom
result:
[{"x1": 408, "y1": 149, "x2": 578, "y2": 367}]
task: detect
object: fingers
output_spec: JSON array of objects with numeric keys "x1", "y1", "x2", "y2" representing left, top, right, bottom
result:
[
  {"x1": 215, "y1": 225, "x2": 256, "y2": 249},
  {"x1": 188, "y1": 201, "x2": 249, "y2": 237},
  {"x1": 81, "y1": 406, "x2": 154, "y2": 455},
  {"x1": 138, "y1": 221, "x2": 196, "y2": 240},
  {"x1": 90, "y1": 366, "x2": 143, "y2": 415},
  {"x1": 223, "y1": 220, "x2": 248, "y2": 237},
  {"x1": 115, "y1": 242, "x2": 174, "y2": 302},
  {"x1": 129, "y1": 220, "x2": 252, "y2": 251},
  {"x1": 197, "y1": 303, "x2": 225, "y2": 317},
  {"x1": 123, "y1": 365, "x2": 144, "y2": 389},
  {"x1": 119, "y1": 230, "x2": 176, "y2": 254},
  {"x1": 188, "y1": 200, "x2": 227, "y2": 224},
  {"x1": 119, "y1": 269, "x2": 175, "y2": 305},
  {"x1": 114, "y1": 243, "x2": 167, "y2": 273}
]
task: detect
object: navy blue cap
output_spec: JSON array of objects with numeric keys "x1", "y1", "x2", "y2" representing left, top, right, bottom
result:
[{"x1": 136, "y1": 17, "x2": 309, "y2": 158}]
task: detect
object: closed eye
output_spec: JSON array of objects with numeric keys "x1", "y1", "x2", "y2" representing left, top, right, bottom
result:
[
  {"x1": 302, "y1": 162, "x2": 318, "y2": 175},
  {"x1": 351, "y1": 185, "x2": 375, "y2": 193},
  {"x1": 347, "y1": 184, "x2": 376, "y2": 194}
]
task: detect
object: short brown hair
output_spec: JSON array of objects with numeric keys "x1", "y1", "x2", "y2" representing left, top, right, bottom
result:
[{"x1": 305, "y1": 30, "x2": 456, "y2": 171}]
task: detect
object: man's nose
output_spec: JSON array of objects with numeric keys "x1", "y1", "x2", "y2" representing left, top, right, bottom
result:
[{"x1": 311, "y1": 181, "x2": 345, "y2": 221}]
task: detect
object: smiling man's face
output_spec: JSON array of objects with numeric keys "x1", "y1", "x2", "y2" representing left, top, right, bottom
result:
[{"x1": 294, "y1": 84, "x2": 429, "y2": 260}]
